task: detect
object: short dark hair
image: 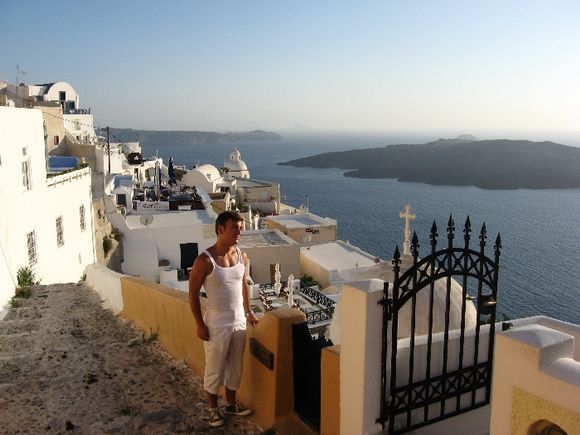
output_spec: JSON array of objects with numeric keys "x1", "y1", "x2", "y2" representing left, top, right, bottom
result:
[{"x1": 215, "y1": 210, "x2": 244, "y2": 235}]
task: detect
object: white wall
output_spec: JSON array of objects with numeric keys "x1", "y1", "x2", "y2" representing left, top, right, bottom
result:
[
  {"x1": 242, "y1": 244, "x2": 300, "y2": 284},
  {"x1": 96, "y1": 144, "x2": 124, "y2": 174},
  {"x1": 63, "y1": 114, "x2": 96, "y2": 143},
  {"x1": 0, "y1": 107, "x2": 96, "y2": 309},
  {"x1": 116, "y1": 211, "x2": 217, "y2": 281},
  {"x1": 42, "y1": 82, "x2": 79, "y2": 107},
  {"x1": 85, "y1": 263, "x2": 125, "y2": 314}
]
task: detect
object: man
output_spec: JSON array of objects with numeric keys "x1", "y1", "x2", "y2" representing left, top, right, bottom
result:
[{"x1": 189, "y1": 211, "x2": 259, "y2": 428}]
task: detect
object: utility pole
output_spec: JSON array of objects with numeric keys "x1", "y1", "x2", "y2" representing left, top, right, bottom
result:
[{"x1": 106, "y1": 126, "x2": 111, "y2": 174}]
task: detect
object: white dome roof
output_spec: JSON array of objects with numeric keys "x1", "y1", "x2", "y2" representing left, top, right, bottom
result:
[
  {"x1": 224, "y1": 149, "x2": 250, "y2": 177},
  {"x1": 182, "y1": 164, "x2": 222, "y2": 192},
  {"x1": 225, "y1": 160, "x2": 249, "y2": 172},
  {"x1": 191, "y1": 164, "x2": 221, "y2": 182}
]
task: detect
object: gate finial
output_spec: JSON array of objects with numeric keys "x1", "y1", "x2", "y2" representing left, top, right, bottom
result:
[
  {"x1": 393, "y1": 245, "x2": 401, "y2": 264},
  {"x1": 411, "y1": 231, "x2": 419, "y2": 258},
  {"x1": 494, "y1": 233, "x2": 502, "y2": 257},
  {"x1": 479, "y1": 223, "x2": 488, "y2": 250},
  {"x1": 430, "y1": 221, "x2": 438, "y2": 250},
  {"x1": 464, "y1": 216, "x2": 472, "y2": 242},
  {"x1": 392, "y1": 245, "x2": 402, "y2": 280},
  {"x1": 447, "y1": 214, "x2": 455, "y2": 242}
]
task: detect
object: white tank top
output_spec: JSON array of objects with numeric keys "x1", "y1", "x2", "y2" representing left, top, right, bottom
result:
[{"x1": 202, "y1": 247, "x2": 246, "y2": 327}]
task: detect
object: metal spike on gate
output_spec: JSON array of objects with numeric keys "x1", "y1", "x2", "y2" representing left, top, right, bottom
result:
[
  {"x1": 392, "y1": 246, "x2": 401, "y2": 278},
  {"x1": 480, "y1": 223, "x2": 488, "y2": 248},
  {"x1": 494, "y1": 233, "x2": 502, "y2": 256},
  {"x1": 411, "y1": 231, "x2": 419, "y2": 256},
  {"x1": 447, "y1": 214, "x2": 455, "y2": 241},
  {"x1": 430, "y1": 221, "x2": 438, "y2": 248},
  {"x1": 393, "y1": 245, "x2": 401, "y2": 264},
  {"x1": 464, "y1": 216, "x2": 472, "y2": 240}
]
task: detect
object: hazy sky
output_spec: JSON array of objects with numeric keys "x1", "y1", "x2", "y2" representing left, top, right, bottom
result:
[{"x1": 1, "y1": 1, "x2": 579, "y2": 138}]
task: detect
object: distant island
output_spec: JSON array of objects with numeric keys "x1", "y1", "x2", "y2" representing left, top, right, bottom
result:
[
  {"x1": 279, "y1": 137, "x2": 580, "y2": 190},
  {"x1": 107, "y1": 128, "x2": 282, "y2": 146}
]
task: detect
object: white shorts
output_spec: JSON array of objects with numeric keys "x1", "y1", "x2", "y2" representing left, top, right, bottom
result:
[{"x1": 203, "y1": 323, "x2": 247, "y2": 395}]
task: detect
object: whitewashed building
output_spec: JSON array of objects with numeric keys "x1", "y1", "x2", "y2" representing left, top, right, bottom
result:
[
  {"x1": 224, "y1": 148, "x2": 250, "y2": 178},
  {"x1": 300, "y1": 240, "x2": 379, "y2": 288},
  {"x1": 18, "y1": 81, "x2": 96, "y2": 144},
  {"x1": 105, "y1": 188, "x2": 218, "y2": 286},
  {"x1": 181, "y1": 164, "x2": 229, "y2": 194},
  {"x1": 267, "y1": 212, "x2": 337, "y2": 244},
  {"x1": 239, "y1": 229, "x2": 300, "y2": 284},
  {"x1": 0, "y1": 107, "x2": 96, "y2": 312}
]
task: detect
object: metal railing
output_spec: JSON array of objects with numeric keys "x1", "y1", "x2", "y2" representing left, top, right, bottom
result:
[{"x1": 299, "y1": 285, "x2": 335, "y2": 308}]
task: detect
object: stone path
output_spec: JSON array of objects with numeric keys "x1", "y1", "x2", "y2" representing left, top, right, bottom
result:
[{"x1": 0, "y1": 283, "x2": 263, "y2": 434}]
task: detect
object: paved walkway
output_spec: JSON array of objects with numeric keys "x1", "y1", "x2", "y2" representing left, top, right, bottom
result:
[{"x1": 0, "y1": 283, "x2": 263, "y2": 434}]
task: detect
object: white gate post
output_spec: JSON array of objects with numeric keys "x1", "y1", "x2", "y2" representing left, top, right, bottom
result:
[{"x1": 340, "y1": 279, "x2": 385, "y2": 435}]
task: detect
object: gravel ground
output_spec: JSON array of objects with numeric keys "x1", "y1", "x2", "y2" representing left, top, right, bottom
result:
[{"x1": 0, "y1": 283, "x2": 263, "y2": 434}]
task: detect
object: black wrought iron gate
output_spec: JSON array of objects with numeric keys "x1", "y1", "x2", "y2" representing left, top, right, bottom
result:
[{"x1": 377, "y1": 216, "x2": 501, "y2": 433}]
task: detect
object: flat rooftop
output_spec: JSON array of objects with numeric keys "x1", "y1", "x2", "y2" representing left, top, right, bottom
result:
[
  {"x1": 301, "y1": 241, "x2": 377, "y2": 270},
  {"x1": 268, "y1": 212, "x2": 336, "y2": 229},
  {"x1": 239, "y1": 229, "x2": 297, "y2": 248},
  {"x1": 124, "y1": 209, "x2": 215, "y2": 229}
]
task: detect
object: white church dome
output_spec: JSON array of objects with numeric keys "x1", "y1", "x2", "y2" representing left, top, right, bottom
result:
[
  {"x1": 224, "y1": 149, "x2": 250, "y2": 178},
  {"x1": 182, "y1": 164, "x2": 222, "y2": 193}
]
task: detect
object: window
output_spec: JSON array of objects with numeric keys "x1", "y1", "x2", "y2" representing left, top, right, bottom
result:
[
  {"x1": 21, "y1": 146, "x2": 31, "y2": 190},
  {"x1": 22, "y1": 160, "x2": 31, "y2": 190},
  {"x1": 79, "y1": 205, "x2": 86, "y2": 231},
  {"x1": 54, "y1": 136, "x2": 59, "y2": 145},
  {"x1": 75, "y1": 121, "x2": 80, "y2": 131},
  {"x1": 59, "y1": 91, "x2": 66, "y2": 101},
  {"x1": 27, "y1": 231, "x2": 37, "y2": 266},
  {"x1": 56, "y1": 216, "x2": 64, "y2": 247}
]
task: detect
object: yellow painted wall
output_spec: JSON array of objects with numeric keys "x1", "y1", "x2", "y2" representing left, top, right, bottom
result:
[
  {"x1": 120, "y1": 277, "x2": 306, "y2": 429},
  {"x1": 238, "y1": 308, "x2": 306, "y2": 427},
  {"x1": 321, "y1": 345, "x2": 340, "y2": 435},
  {"x1": 491, "y1": 325, "x2": 580, "y2": 435},
  {"x1": 511, "y1": 387, "x2": 580, "y2": 434},
  {"x1": 120, "y1": 277, "x2": 206, "y2": 374}
]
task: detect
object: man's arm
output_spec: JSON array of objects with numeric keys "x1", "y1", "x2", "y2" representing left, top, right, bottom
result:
[
  {"x1": 189, "y1": 254, "x2": 211, "y2": 341},
  {"x1": 242, "y1": 252, "x2": 259, "y2": 326}
]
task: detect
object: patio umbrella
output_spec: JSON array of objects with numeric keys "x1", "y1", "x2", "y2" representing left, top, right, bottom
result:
[{"x1": 168, "y1": 157, "x2": 176, "y2": 186}]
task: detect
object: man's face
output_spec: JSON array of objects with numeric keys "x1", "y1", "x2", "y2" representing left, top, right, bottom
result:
[{"x1": 218, "y1": 219, "x2": 242, "y2": 244}]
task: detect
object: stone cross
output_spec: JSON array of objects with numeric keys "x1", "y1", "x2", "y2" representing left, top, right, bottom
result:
[
  {"x1": 399, "y1": 204, "x2": 416, "y2": 257},
  {"x1": 287, "y1": 274, "x2": 295, "y2": 308},
  {"x1": 274, "y1": 263, "x2": 282, "y2": 296}
]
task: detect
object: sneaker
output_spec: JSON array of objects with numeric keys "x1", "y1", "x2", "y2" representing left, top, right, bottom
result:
[
  {"x1": 224, "y1": 402, "x2": 253, "y2": 416},
  {"x1": 208, "y1": 408, "x2": 225, "y2": 428}
]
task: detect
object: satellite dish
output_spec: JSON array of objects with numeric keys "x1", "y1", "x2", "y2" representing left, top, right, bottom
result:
[{"x1": 140, "y1": 214, "x2": 154, "y2": 226}]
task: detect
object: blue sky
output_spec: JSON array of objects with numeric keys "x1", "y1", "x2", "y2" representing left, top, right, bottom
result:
[{"x1": 1, "y1": 1, "x2": 579, "y2": 140}]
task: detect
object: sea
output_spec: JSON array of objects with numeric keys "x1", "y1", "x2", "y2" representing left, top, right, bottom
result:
[{"x1": 141, "y1": 133, "x2": 580, "y2": 324}]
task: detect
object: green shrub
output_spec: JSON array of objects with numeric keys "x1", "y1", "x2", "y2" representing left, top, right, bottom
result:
[
  {"x1": 300, "y1": 274, "x2": 319, "y2": 288},
  {"x1": 16, "y1": 266, "x2": 37, "y2": 288},
  {"x1": 103, "y1": 237, "x2": 113, "y2": 257}
]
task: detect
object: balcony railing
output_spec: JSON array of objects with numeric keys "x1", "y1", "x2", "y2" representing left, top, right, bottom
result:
[
  {"x1": 46, "y1": 166, "x2": 91, "y2": 187},
  {"x1": 299, "y1": 285, "x2": 335, "y2": 308},
  {"x1": 64, "y1": 108, "x2": 91, "y2": 115}
]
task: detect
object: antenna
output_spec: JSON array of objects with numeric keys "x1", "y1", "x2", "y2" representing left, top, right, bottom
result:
[{"x1": 16, "y1": 64, "x2": 27, "y2": 85}]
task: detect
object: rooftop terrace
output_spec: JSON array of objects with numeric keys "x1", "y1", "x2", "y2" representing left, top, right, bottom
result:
[
  {"x1": 239, "y1": 229, "x2": 297, "y2": 248},
  {"x1": 268, "y1": 213, "x2": 336, "y2": 229}
]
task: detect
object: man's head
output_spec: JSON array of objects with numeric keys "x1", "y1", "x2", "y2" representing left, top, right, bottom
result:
[{"x1": 215, "y1": 211, "x2": 244, "y2": 243}]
